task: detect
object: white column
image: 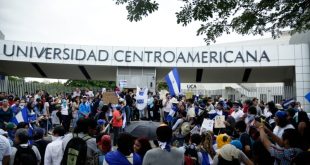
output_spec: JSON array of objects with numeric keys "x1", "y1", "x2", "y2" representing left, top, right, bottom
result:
[{"x1": 295, "y1": 44, "x2": 310, "y2": 112}]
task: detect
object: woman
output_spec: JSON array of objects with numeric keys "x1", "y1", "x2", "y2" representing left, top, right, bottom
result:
[
  {"x1": 297, "y1": 111, "x2": 310, "y2": 151},
  {"x1": 60, "y1": 98, "x2": 70, "y2": 133},
  {"x1": 34, "y1": 99, "x2": 49, "y2": 133},
  {"x1": 0, "y1": 99, "x2": 13, "y2": 129},
  {"x1": 26, "y1": 101, "x2": 37, "y2": 128},
  {"x1": 71, "y1": 96, "x2": 80, "y2": 128},
  {"x1": 112, "y1": 105, "x2": 123, "y2": 146},
  {"x1": 200, "y1": 131, "x2": 215, "y2": 164},
  {"x1": 134, "y1": 137, "x2": 152, "y2": 160}
]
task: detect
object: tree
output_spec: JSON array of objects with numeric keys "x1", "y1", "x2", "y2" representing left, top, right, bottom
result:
[
  {"x1": 64, "y1": 80, "x2": 116, "y2": 89},
  {"x1": 113, "y1": 0, "x2": 310, "y2": 44}
]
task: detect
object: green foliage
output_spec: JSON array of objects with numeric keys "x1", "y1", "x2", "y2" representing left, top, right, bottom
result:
[
  {"x1": 114, "y1": 0, "x2": 159, "y2": 21},
  {"x1": 8, "y1": 76, "x2": 23, "y2": 81},
  {"x1": 157, "y1": 81, "x2": 168, "y2": 90},
  {"x1": 114, "y1": 0, "x2": 310, "y2": 44},
  {"x1": 64, "y1": 80, "x2": 116, "y2": 89}
]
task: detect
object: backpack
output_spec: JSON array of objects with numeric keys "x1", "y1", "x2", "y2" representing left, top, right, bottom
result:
[
  {"x1": 61, "y1": 134, "x2": 92, "y2": 165},
  {"x1": 14, "y1": 145, "x2": 37, "y2": 165},
  {"x1": 184, "y1": 145, "x2": 199, "y2": 165}
]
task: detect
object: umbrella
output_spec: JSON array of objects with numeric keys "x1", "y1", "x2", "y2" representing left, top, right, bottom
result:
[{"x1": 124, "y1": 121, "x2": 161, "y2": 140}]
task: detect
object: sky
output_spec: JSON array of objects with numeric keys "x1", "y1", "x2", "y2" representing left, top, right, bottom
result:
[{"x1": 0, "y1": 0, "x2": 270, "y2": 83}]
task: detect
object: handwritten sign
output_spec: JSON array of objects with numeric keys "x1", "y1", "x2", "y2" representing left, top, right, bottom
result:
[
  {"x1": 102, "y1": 92, "x2": 119, "y2": 104},
  {"x1": 200, "y1": 119, "x2": 214, "y2": 134},
  {"x1": 214, "y1": 116, "x2": 226, "y2": 128}
]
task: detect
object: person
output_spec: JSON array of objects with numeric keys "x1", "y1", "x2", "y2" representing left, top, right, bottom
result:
[
  {"x1": 97, "y1": 134, "x2": 111, "y2": 165},
  {"x1": 32, "y1": 128, "x2": 49, "y2": 165},
  {"x1": 252, "y1": 98, "x2": 262, "y2": 116},
  {"x1": 0, "y1": 99, "x2": 13, "y2": 129},
  {"x1": 183, "y1": 134, "x2": 203, "y2": 165},
  {"x1": 0, "y1": 131, "x2": 11, "y2": 165},
  {"x1": 134, "y1": 137, "x2": 152, "y2": 160},
  {"x1": 200, "y1": 131, "x2": 214, "y2": 164},
  {"x1": 258, "y1": 125, "x2": 303, "y2": 164},
  {"x1": 10, "y1": 128, "x2": 41, "y2": 165},
  {"x1": 62, "y1": 118, "x2": 98, "y2": 165},
  {"x1": 297, "y1": 111, "x2": 310, "y2": 151},
  {"x1": 72, "y1": 88, "x2": 81, "y2": 98},
  {"x1": 44, "y1": 126, "x2": 66, "y2": 165},
  {"x1": 78, "y1": 96, "x2": 91, "y2": 119},
  {"x1": 162, "y1": 93, "x2": 172, "y2": 122},
  {"x1": 60, "y1": 98, "x2": 70, "y2": 133},
  {"x1": 112, "y1": 105, "x2": 123, "y2": 146},
  {"x1": 146, "y1": 93, "x2": 154, "y2": 120},
  {"x1": 71, "y1": 96, "x2": 80, "y2": 128},
  {"x1": 235, "y1": 120, "x2": 252, "y2": 158},
  {"x1": 212, "y1": 143, "x2": 253, "y2": 165},
  {"x1": 143, "y1": 124, "x2": 184, "y2": 165},
  {"x1": 272, "y1": 111, "x2": 295, "y2": 147},
  {"x1": 10, "y1": 97, "x2": 21, "y2": 116},
  {"x1": 230, "y1": 101, "x2": 244, "y2": 122},
  {"x1": 104, "y1": 133, "x2": 142, "y2": 165}
]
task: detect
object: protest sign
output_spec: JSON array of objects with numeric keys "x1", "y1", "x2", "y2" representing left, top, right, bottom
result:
[
  {"x1": 214, "y1": 115, "x2": 226, "y2": 128},
  {"x1": 102, "y1": 92, "x2": 119, "y2": 104},
  {"x1": 200, "y1": 119, "x2": 214, "y2": 134}
]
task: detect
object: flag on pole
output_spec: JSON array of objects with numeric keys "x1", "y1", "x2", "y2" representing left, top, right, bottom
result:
[
  {"x1": 10, "y1": 108, "x2": 28, "y2": 125},
  {"x1": 305, "y1": 92, "x2": 310, "y2": 103},
  {"x1": 165, "y1": 68, "x2": 181, "y2": 96},
  {"x1": 282, "y1": 98, "x2": 295, "y2": 109}
]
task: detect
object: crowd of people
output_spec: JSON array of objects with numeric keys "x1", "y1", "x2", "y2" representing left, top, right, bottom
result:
[{"x1": 0, "y1": 87, "x2": 309, "y2": 165}]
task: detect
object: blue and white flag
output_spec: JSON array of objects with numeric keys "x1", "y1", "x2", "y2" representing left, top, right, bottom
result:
[
  {"x1": 136, "y1": 86, "x2": 148, "y2": 111},
  {"x1": 10, "y1": 108, "x2": 28, "y2": 125},
  {"x1": 282, "y1": 98, "x2": 295, "y2": 109},
  {"x1": 305, "y1": 91, "x2": 310, "y2": 103},
  {"x1": 166, "y1": 105, "x2": 178, "y2": 122},
  {"x1": 165, "y1": 68, "x2": 181, "y2": 96}
]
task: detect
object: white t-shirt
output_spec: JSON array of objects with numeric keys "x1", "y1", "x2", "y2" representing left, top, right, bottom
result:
[
  {"x1": 187, "y1": 106, "x2": 196, "y2": 118},
  {"x1": 273, "y1": 124, "x2": 295, "y2": 139},
  {"x1": 44, "y1": 137, "x2": 64, "y2": 165},
  {"x1": 0, "y1": 135, "x2": 11, "y2": 165},
  {"x1": 162, "y1": 99, "x2": 172, "y2": 113},
  {"x1": 231, "y1": 110, "x2": 244, "y2": 122},
  {"x1": 85, "y1": 91, "x2": 94, "y2": 98},
  {"x1": 61, "y1": 104, "x2": 69, "y2": 115}
]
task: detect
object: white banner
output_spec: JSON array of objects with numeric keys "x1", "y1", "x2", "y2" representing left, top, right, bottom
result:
[{"x1": 136, "y1": 87, "x2": 148, "y2": 111}]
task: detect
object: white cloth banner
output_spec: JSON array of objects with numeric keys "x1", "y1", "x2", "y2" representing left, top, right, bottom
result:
[{"x1": 136, "y1": 87, "x2": 148, "y2": 111}]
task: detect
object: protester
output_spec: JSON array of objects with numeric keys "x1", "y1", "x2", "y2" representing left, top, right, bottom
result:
[
  {"x1": 33, "y1": 128, "x2": 49, "y2": 165},
  {"x1": 0, "y1": 130, "x2": 11, "y2": 165},
  {"x1": 143, "y1": 125, "x2": 184, "y2": 165},
  {"x1": 78, "y1": 96, "x2": 91, "y2": 119},
  {"x1": 104, "y1": 133, "x2": 142, "y2": 165},
  {"x1": 134, "y1": 137, "x2": 152, "y2": 160},
  {"x1": 97, "y1": 134, "x2": 111, "y2": 165},
  {"x1": 297, "y1": 111, "x2": 310, "y2": 151},
  {"x1": 62, "y1": 118, "x2": 98, "y2": 165},
  {"x1": 258, "y1": 125, "x2": 303, "y2": 164},
  {"x1": 0, "y1": 99, "x2": 13, "y2": 129},
  {"x1": 10, "y1": 128, "x2": 41, "y2": 165},
  {"x1": 44, "y1": 126, "x2": 66, "y2": 165}
]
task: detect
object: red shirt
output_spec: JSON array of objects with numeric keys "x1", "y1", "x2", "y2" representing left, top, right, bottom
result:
[{"x1": 112, "y1": 110, "x2": 122, "y2": 127}]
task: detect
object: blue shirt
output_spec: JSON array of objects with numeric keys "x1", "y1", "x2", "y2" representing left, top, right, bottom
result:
[
  {"x1": 79, "y1": 102, "x2": 90, "y2": 118},
  {"x1": 105, "y1": 150, "x2": 142, "y2": 165}
]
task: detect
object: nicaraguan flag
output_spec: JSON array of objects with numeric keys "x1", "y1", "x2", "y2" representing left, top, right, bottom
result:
[
  {"x1": 282, "y1": 98, "x2": 295, "y2": 109},
  {"x1": 305, "y1": 92, "x2": 310, "y2": 103},
  {"x1": 10, "y1": 108, "x2": 28, "y2": 125},
  {"x1": 165, "y1": 68, "x2": 181, "y2": 96},
  {"x1": 166, "y1": 105, "x2": 178, "y2": 122}
]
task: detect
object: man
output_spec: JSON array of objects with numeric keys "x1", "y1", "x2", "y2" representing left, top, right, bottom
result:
[
  {"x1": 79, "y1": 96, "x2": 91, "y2": 119},
  {"x1": 10, "y1": 97, "x2": 21, "y2": 116},
  {"x1": 206, "y1": 98, "x2": 215, "y2": 112},
  {"x1": 235, "y1": 120, "x2": 252, "y2": 158},
  {"x1": 33, "y1": 128, "x2": 49, "y2": 165},
  {"x1": 0, "y1": 130, "x2": 11, "y2": 165},
  {"x1": 162, "y1": 93, "x2": 172, "y2": 122},
  {"x1": 10, "y1": 128, "x2": 41, "y2": 165},
  {"x1": 143, "y1": 124, "x2": 184, "y2": 165},
  {"x1": 72, "y1": 88, "x2": 81, "y2": 98},
  {"x1": 252, "y1": 98, "x2": 262, "y2": 116},
  {"x1": 104, "y1": 133, "x2": 142, "y2": 165},
  {"x1": 44, "y1": 126, "x2": 66, "y2": 165},
  {"x1": 62, "y1": 118, "x2": 98, "y2": 165},
  {"x1": 231, "y1": 101, "x2": 244, "y2": 122},
  {"x1": 258, "y1": 125, "x2": 302, "y2": 164}
]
